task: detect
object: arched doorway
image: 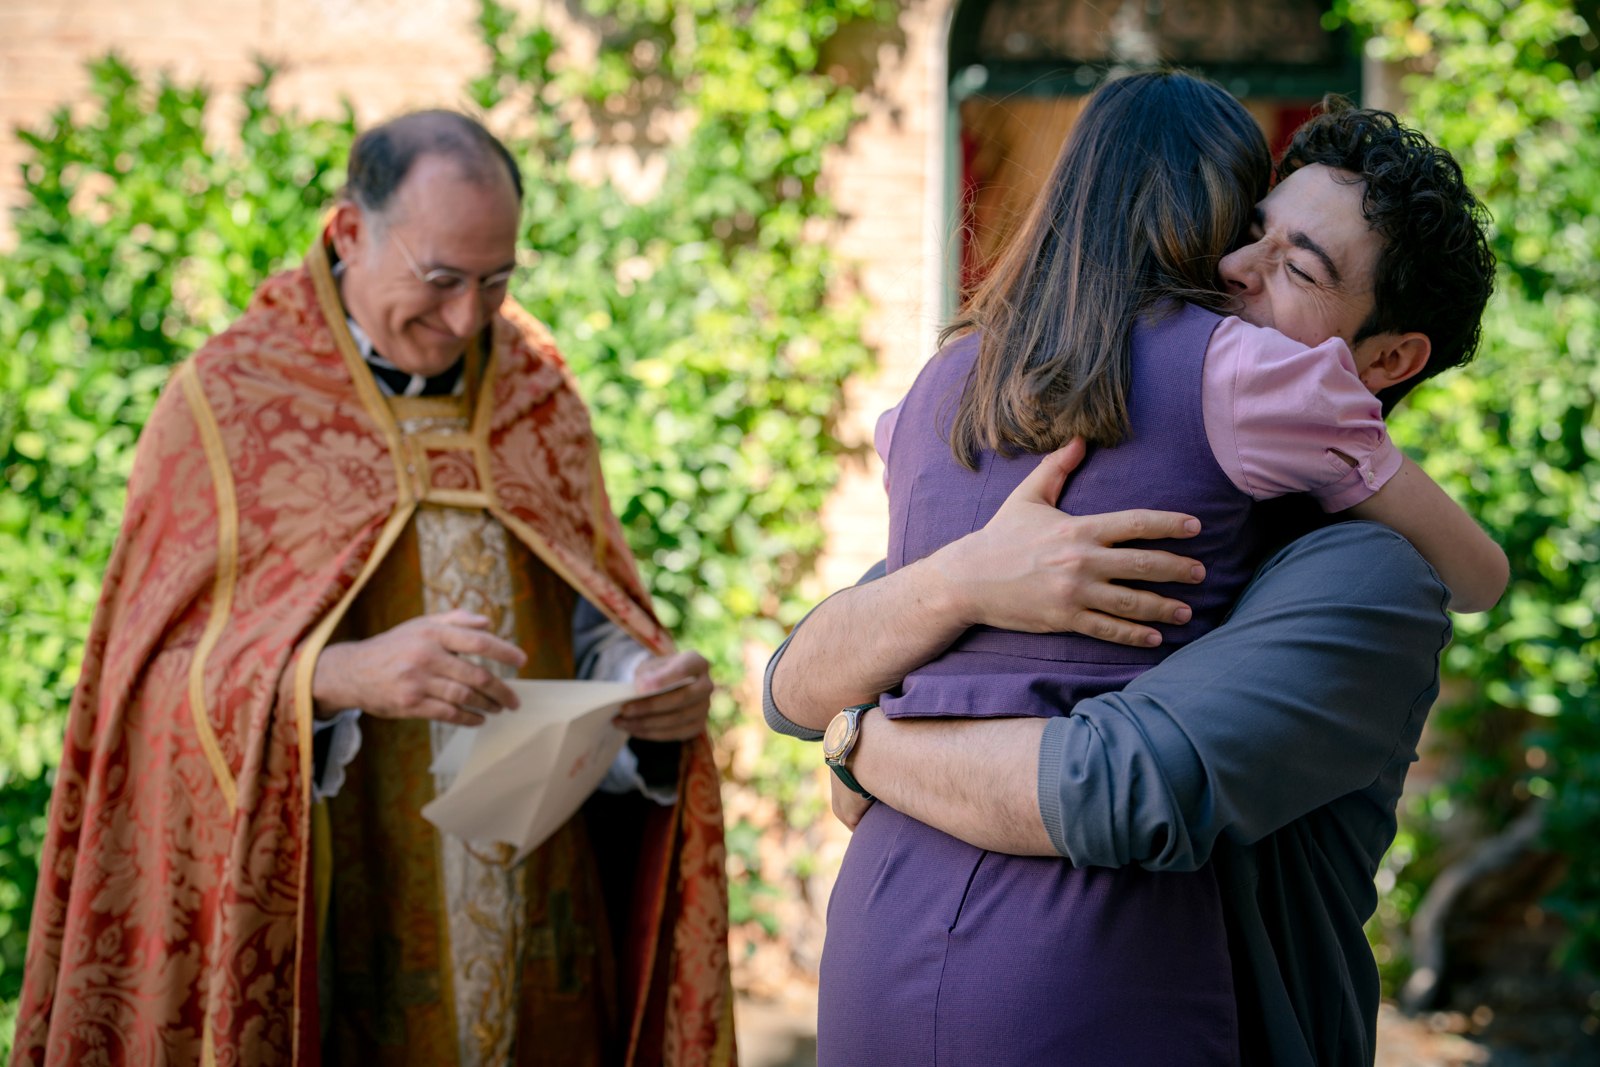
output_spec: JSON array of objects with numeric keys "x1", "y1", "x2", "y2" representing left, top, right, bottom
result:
[{"x1": 943, "y1": 0, "x2": 1362, "y2": 305}]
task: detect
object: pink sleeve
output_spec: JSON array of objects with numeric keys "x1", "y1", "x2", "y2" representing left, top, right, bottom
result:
[
  {"x1": 1202, "y1": 317, "x2": 1403, "y2": 512},
  {"x1": 874, "y1": 399, "x2": 903, "y2": 494}
]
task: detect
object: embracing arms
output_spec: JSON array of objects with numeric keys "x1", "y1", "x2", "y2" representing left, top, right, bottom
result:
[
  {"x1": 768, "y1": 442, "x2": 1207, "y2": 734},
  {"x1": 1346, "y1": 456, "x2": 1507, "y2": 613},
  {"x1": 765, "y1": 453, "x2": 1454, "y2": 867}
]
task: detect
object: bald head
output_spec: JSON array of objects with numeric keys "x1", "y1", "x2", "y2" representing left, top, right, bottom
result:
[{"x1": 342, "y1": 110, "x2": 522, "y2": 222}]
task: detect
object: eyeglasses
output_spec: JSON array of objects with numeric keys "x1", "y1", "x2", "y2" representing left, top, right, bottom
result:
[{"x1": 389, "y1": 230, "x2": 517, "y2": 300}]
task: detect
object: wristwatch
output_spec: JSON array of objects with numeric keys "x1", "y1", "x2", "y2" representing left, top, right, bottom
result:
[{"x1": 823, "y1": 702, "x2": 877, "y2": 799}]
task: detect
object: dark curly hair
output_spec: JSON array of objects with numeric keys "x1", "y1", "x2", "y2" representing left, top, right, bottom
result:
[{"x1": 1278, "y1": 97, "x2": 1495, "y2": 411}]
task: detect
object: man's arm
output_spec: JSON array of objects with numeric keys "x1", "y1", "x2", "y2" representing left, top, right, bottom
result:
[
  {"x1": 796, "y1": 521, "x2": 1451, "y2": 867},
  {"x1": 768, "y1": 443, "x2": 1207, "y2": 733}
]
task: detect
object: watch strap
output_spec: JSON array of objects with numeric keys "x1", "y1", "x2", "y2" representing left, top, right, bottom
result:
[{"x1": 829, "y1": 762, "x2": 873, "y2": 800}]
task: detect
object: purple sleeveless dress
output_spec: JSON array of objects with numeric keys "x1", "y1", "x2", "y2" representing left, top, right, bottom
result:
[{"x1": 820, "y1": 304, "x2": 1255, "y2": 1065}]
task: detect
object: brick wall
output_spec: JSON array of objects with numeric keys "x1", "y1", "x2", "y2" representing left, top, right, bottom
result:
[{"x1": 812, "y1": 1, "x2": 948, "y2": 594}]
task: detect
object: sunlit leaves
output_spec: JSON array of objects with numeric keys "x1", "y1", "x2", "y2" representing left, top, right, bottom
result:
[{"x1": 1338, "y1": 0, "x2": 1600, "y2": 979}]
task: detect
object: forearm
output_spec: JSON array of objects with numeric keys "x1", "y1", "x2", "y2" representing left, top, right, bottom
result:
[
  {"x1": 850, "y1": 710, "x2": 1055, "y2": 855},
  {"x1": 767, "y1": 449, "x2": 1206, "y2": 734},
  {"x1": 769, "y1": 554, "x2": 974, "y2": 733},
  {"x1": 1045, "y1": 521, "x2": 1452, "y2": 867},
  {"x1": 1347, "y1": 457, "x2": 1508, "y2": 612}
]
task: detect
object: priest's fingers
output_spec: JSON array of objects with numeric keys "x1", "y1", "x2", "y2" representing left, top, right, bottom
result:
[
  {"x1": 616, "y1": 706, "x2": 708, "y2": 741},
  {"x1": 419, "y1": 697, "x2": 487, "y2": 727},
  {"x1": 632, "y1": 650, "x2": 713, "y2": 693},
  {"x1": 432, "y1": 652, "x2": 520, "y2": 712},
  {"x1": 427, "y1": 677, "x2": 505, "y2": 718},
  {"x1": 617, "y1": 676, "x2": 713, "y2": 719},
  {"x1": 618, "y1": 650, "x2": 713, "y2": 732},
  {"x1": 435, "y1": 622, "x2": 528, "y2": 672}
]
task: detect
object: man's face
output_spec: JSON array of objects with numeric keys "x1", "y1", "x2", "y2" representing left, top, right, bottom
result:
[
  {"x1": 333, "y1": 154, "x2": 520, "y2": 377},
  {"x1": 1219, "y1": 163, "x2": 1397, "y2": 385}
]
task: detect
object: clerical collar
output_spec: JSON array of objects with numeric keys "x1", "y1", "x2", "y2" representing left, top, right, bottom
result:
[
  {"x1": 344, "y1": 318, "x2": 465, "y2": 398},
  {"x1": 331, "y1": 261, "x2": 465, "y2": 398}
]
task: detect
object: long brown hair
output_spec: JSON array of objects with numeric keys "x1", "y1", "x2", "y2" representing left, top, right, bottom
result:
[{"x1": 946, "y1": 71, "x2": 1271, "y2": 467}]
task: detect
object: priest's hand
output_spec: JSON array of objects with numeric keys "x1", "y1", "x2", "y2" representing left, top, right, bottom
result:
[
  {"x1": 311, "y1": 610, "x2": 527, "y2": 726},
  {"x1": 615, "y1": 651, "x2": 714, "y2": 741}
]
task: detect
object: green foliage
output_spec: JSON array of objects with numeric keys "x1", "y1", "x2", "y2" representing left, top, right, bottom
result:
[
  {"x1": 472, "y1": 0, "x2": 885, "y2": 940},
  {"x1": 1336, "y1": 0, "x2": 1600, "y2": 978},
  {"x1": 472, "y1": 0, "x2": 883, "y2": 663},
  {"x1": 0, "y1": 0, "x2": 883, "y2": 1035}
]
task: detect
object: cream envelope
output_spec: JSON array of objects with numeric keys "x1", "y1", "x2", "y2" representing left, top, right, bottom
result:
[{"x1": 421, "y1": 677, "x2": 687, "y2": 862}]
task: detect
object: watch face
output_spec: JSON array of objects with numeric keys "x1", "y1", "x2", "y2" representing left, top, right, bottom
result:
[{"x1": 823, "y1": 712, "x2": 851, "y2": 758}]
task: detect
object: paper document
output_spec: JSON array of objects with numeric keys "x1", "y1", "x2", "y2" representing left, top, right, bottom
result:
[{"x1": 421, "y1": 677, "x2": 685, "y2": 862}]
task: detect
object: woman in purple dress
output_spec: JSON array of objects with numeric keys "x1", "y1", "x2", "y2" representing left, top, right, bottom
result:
[{"x1": 819, "y1": 72, "x2": 1504, "y2": 1064}]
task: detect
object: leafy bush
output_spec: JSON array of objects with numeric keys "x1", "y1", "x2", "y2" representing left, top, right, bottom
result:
[
  {"x1": 1335, "y1": 0, "x2": 1600, "y2": 980},
  {"x1": 0, "y1": 0, "x2": 885, "y2": 1045}
]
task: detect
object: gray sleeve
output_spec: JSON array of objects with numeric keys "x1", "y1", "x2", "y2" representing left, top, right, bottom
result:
[
  {"x1": 572, "y1": 597, "x2": 647, "y2": 681},
  {"x1": 1040, "y1": 521, "x2": 1453, "y2": 871},
  {"x1": 762, "y1": 560, "x2": 890, "y2": 741},
  {"x1": 571, "y1": 597, "x2": 679, "y2": 796}
]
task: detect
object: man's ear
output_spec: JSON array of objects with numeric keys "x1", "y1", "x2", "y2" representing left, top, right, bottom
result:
[
  {"x1": 328, "y1": 201, "x2": 365, "y2": 264},
  {"x1": 1357, "y1": 331, "x2": 1431, "y2": 393}
]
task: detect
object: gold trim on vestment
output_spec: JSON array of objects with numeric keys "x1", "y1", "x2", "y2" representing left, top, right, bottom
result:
[
  {"x1": 313, "y1": 802, "x2": 333, "y2": 947},
  {"x1": 586, "y1": 448, "x2": 612, "y2": 573},
  {"x1": 177, "y1": 362, "x2": 240, "y2": 816},
  {"x1": 290, "y1": 492, "x2": 417, "y2": 1064},
  {"x1": 491, "y1": 507, "x2": 668, "y2": 657},
  {"x1": 624, "y1": 772, "x2": 687, "y2": 1066},
  {"x1": 425, "y1": 488, "x2": 493, "y2": 510},
  {"x1": 292, "y1": 239, "x2": 427, "y2": 1062},
  {"x1": 307, "y1": 237, "x2": 414, "y2": 506},
  {"x1": 201, "y1": 1016, "x2": 218, "y2": 1067},
  {"x1": 713, "y1": 970, "x2": 737, "y2": 1066},
  {"x1": 470, "y1": 323, "x2": 499, "y2": 497},
  {"x1": 406, "y1": 430, "x2": 479, "y2": 452},
  {"x1": 414, "y1": 501, "x2": 523, "y2": 1066},
  {"x1": 390, "y1": 396, "x2": 467, "y2": 424}
]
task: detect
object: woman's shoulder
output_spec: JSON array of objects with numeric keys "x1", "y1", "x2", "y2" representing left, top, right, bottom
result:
[{"x1": 912, "y1": 328, "x2": 983, "y2": 390}]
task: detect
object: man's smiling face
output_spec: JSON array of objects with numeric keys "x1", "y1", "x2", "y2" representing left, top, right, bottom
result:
[{"x1": 1219, "y1": 163, "x2": 1401, "y2": 388}]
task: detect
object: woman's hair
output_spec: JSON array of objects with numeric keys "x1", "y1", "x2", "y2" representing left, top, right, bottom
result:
[{"x1": 946, "y1": 70, "x2": 1271, "y2": 467}]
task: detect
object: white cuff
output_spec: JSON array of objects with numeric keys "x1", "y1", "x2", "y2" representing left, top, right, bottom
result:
[
  {"x1": 311, "y1": 708, "x2": 364, "y2": 801},
  {"x1": 597, "y1": 743, "x2": 678, "y2": 806},
  {"x1": 598, "y1": 642, "x2": 651, "y2": 685}
]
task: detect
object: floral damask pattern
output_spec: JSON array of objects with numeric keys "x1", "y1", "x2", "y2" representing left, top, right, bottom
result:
[{"x1": 15, "y1": 240, "x2": 732, "y2": 1066}]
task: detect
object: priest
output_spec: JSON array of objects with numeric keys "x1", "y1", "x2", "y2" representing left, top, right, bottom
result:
[{"x1": 14, "y1": 111, "x2": 734, "y2": 1066}]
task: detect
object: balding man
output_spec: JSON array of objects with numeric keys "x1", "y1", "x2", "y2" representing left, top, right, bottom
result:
[{"x1": 15, "y1": 111, "x2": 734, "y2": 1066}]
